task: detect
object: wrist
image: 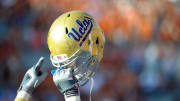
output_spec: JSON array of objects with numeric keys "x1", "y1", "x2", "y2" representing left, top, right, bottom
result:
[
  {"x1": 64, "y1": 88, "x2": 80, "y2": 98},
  {"x1": 15, "y1": 91, "x2": 31, "y2": 101}
]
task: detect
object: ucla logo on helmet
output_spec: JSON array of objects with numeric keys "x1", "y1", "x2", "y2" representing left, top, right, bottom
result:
[{"x1": 68, "y1": 17, "x2": 93, "y2": 46}]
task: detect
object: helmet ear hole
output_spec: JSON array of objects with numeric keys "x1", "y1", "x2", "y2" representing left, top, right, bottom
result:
[
  {"x1": 67, "y1": 14, "x2": 70, "y2": 17},
  {"x1": 96, "y1": 37, "x2": 99, "y2": 45},
  {"x1": 65, "y1": 27, "x2": 68, "y2": 34},
  {"x1": 88, "y1": 40, "x2": 91, "y2": 45}
]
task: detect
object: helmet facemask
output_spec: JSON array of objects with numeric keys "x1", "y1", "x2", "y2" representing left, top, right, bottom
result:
[{"x1": 50, "y1": 49, "x2": 99, "y2": 84}]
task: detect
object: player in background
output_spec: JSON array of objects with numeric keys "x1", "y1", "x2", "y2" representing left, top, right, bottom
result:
[{"x1": 14, "y1": 11, "x2": 105, "y2": 101}]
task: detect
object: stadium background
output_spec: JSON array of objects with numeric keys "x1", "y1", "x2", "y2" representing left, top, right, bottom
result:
[{"x1": 1, "y1": 0, "x2": 180, "y2": 101}]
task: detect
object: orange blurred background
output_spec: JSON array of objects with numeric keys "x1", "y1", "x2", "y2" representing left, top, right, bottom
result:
[{"x1": 1, "y1": 0, "x2": 180, "y2": 101}]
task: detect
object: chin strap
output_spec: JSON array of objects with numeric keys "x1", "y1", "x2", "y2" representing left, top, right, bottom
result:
[{"x1": 89, "y1": 78, "x2": 94, "y2": 101}]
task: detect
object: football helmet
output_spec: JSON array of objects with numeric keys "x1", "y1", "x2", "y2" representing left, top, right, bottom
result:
[{"x1": 47, "y1": 11, "x2": 105, "y2": 84}]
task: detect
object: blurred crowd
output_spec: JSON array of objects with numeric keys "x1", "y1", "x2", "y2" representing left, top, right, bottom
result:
[{"x1": 0, "y1": 0, "x2": 180, "y2": 101}]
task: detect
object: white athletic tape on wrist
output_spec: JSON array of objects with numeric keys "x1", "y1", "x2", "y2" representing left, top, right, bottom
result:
[{"x1": 16, "y1": 91, "x2": 31, "y2": 101}]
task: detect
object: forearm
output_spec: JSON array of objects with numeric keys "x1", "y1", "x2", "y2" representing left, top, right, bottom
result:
[{"x1": 65, "y1": 96, "x2": 81, "y2": 101}]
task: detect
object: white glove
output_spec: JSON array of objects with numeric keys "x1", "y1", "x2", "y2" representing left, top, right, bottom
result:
[
  {"x1": 52, "y1": 68, "x2": 81, "y2": 101},
  {"x1": 15, "y1": 57, "x2": 47, "y2": 101},
  {"x1": 53, "y1": 68, "x2": 78, "y2": 93}
]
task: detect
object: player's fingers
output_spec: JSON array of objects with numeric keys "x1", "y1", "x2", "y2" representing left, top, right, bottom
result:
[{"x1": 34, "y1": 57, "x2": 45, "y2": 72}]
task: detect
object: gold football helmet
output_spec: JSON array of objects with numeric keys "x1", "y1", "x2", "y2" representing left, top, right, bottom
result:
[{"x1": 47, "y1": 11, "x2": 105, "y2": 83}]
